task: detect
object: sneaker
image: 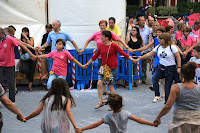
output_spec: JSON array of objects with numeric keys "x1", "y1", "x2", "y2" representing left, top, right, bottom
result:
[
  {"x1": 94, "y1": 103, "x2": 104, "y2": 109},
  {"x1": 152, "y1": 96, "x2": 162, "y2": 103}
]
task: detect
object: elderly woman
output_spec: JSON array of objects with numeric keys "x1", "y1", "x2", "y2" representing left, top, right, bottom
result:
[{"x1": 154, "y1": 61, "x2": 200, "y2": 133}]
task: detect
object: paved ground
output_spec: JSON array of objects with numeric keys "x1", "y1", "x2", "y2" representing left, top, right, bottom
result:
[{"x1": 1, "y1": 71, "x2": 173, "y2": 133}]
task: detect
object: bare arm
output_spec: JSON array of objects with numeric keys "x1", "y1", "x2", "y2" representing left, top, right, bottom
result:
[
  {"x1": 15, "y1": 38, "x2": 35, "y2": 50},
  {"x1": 79, "y1": 39, "x2": 91, "y2": 55},
  {"x1": 71, "y1": 41, "x2": 80, "y2": 54},
  {"x1": 154, "y1": 84, "x2": 179, "y2": 124},
  {"x1": 125, "y1": 35, "x2": 130, "y2": 44},
  {"x1": 138, "y1": 50, "x2": 156, "y2": 61},
  {"x1": 37, "y1": 54, "x2": 47, "y2": 59},
  {"x1": 174, "y1": 51, "x2": 181, "y2": 73},
  {"x1": 36, "y1": 42, "x2": 51, "y2": 50},
  {"x1": 81, "y1": 119, "x2": 104, "y2": 132},
  {"x1": 18, "y1": 43, "x2": 36, "y2": 60},
  {"x1": 0, "y1": 95, "x2": 24, "y2": 121},
  {"x1": 25, "y1": 101, "x2": 44, "y2": 121},
  {"x1": 26, "y1": 37, "x2": 34, "y2": 46},
  {"x1": 72, "y1": 59, "x2": 84, "y2": 69},
  {"x1": 132, "y1": 40, "x2": 153, "y2": 53},
  {"x1": 130, "y1": 115, "x2": 157, "y2": 127},
  {"x1": 118, "y1": 38, "x2": 129, "y2": 49},
  {"x1": 84, "y1": 59, "x2": 93, "y2": 67},
  {"x1": 66, "y1": 99, "x2": 78, "y2": 129}
]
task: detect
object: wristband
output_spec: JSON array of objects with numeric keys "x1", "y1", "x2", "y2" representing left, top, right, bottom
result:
[
  {"x1": 126, "y1": 47, "x2": 129, "y2": 50},
  {"x1": 177, "y1": 67, "x2": 181, "y2": 68}
]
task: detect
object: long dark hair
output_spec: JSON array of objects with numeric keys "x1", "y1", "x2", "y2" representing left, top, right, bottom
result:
[
  {"x1": 131, "y1": 26, "x2": 143, "y2": 45},
  {"x1": 20, "y1": 27, "x2": 30, "y2": 41},
  {"x1": 41, "y1": 78, "x2": 76, "y2": 111}
]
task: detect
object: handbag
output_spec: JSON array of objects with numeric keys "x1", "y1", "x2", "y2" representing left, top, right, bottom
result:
[
  {"x1": 20, "y1": 53, "x2": 30, "y2": 61},
  {"x1": 103, "y1": 44, "x2": 112, "y2": 81}
]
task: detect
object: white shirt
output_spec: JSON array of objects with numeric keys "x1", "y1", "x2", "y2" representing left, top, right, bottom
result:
[
  {"x1": 153, "y1": 45, "x2": 178, "y2": 66},
  {"x1": 190, "y1": 57, "x2": 200, "y2": 78}
]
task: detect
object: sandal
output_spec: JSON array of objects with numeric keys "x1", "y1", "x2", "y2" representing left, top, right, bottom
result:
[
  {"x1": 153, "y1": 96, "x2": 162, "y2": 103},
  {"x1": 94, "y1": 103, "x2": 104, "y2": 109},
  {"x1": 161, "y1": 93, "x2": 165, "y2": 98}
]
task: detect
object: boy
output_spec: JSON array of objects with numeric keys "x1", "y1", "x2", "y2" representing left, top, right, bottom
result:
[{"x1": 189, "y1": 46, "x2": 200, "y2": 82}]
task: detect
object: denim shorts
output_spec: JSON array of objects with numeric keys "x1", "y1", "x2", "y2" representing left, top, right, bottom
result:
[{"x1": 98, "y1": 68, "x2": 117, "y2": 85}]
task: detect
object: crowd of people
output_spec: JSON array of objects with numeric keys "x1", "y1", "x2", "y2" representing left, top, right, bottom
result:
[{"x1": 0, "y1": 6, "x2": 200, "y2": 132}]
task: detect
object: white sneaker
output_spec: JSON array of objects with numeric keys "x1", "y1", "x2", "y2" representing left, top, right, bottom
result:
[{"x1": 153, "y1": 96, "x2": 162, "y2": 103}]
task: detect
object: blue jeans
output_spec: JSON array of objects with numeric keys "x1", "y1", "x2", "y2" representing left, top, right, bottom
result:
[
  {"x1": 45, "y1": 52, "x2": 52, "y2": 73},
  {"x1": 152, "y1": 65, "x2": 179, "y2": 103},
  {"x1": 47, "y1": 74, "x2": 66, "y2": 89}
]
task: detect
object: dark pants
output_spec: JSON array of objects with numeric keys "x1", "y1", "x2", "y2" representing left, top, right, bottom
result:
[
  {"x1": 141, "y1": 57, "x2": 147, "y2": 81},
  {"x1": 20, "y1": 60, "x2": 37, "y2": 82},
  {"x1": 152, "y1": 65, "x2": 180, "y2": 103},
  {"x1": 0, "y1": 66, "x2": 15, "y2": 102}
]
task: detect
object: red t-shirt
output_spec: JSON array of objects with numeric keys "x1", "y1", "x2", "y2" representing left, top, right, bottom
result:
[
  {"x1": 91, "y1": 43, "x2": 129, "y2": 70},
  {"x1": 0, "y1": 36, "x2": 20, "y2": 67}
]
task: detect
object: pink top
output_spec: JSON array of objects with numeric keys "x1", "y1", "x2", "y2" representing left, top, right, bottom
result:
[
  {"x1": 89, "y1": 31, "x2": 119, "y2": 58},
  {"x1": 175, "y1": 31, "x2": 183, "y2": 41},
  {"x1": 192, "y1": 29, "x2": 200, "y2": 41},
  {"x1": 0, "y1": 36, "x2": 20, "y2": 67},
  {"x1": 181, "y1": 35, "x2": 196, "y2": 56},
  {"x1": 47, "y1": 50, "x2": 74, "y2": 76}
]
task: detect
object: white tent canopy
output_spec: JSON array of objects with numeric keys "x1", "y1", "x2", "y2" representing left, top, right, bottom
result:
[{"x1": 0, "y1": 0, "x2": 126, "y2": 49}]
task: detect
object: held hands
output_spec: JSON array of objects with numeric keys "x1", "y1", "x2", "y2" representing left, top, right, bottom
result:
[
  {"x1": 76, "y1": 128, "x2": 83, "y2": 133},
  {"x1": 132, "y1": 58, "x2": 140, "y2": 64},
  {"x1": 31, "y1": 55, "x2": 37, "y2": 61},
  {"x1": 82, "y1": 64, "x2": 88, "y2": 69},
  {"x1": 35, "y1": 46, "x2": 42, "y2": 51},
  {"x1": 79, "y1": 49, "x2": 85, "y2": 55},
  {"x1": 153, "y1": 118, "x2": 161, "y2": 127},
  {"x1": 17, "y1": 114, "x2": 26, "y2": 122}
]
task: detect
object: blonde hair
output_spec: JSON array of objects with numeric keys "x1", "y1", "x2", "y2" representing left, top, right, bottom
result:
[{"x1": 152, "y1": 21, "x2": 160, "y2": 33}]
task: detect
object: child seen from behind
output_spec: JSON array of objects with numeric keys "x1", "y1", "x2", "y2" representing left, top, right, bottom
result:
[
  {"x1": 77, "y1": 93, "x2": 157, "y2": 133},
  {"x1": 25, "y1": 78, "x2": 79, "y2": 133}
]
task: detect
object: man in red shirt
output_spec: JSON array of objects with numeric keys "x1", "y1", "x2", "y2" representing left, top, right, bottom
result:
[
  {"x1": 83, "y1": 31, "x2": 135, "y2": 109},
  {"x1": 0, "y1": 28, "x2": 36, "y2": 103}
]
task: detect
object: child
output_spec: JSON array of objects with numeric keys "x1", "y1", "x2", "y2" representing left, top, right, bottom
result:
[
  {"x1": 189, "y1": 46, "x2": 200, "y2": 82},
  {"x1": 25, "y1": 78, "x2": 79, "y2": 133},
  {"x1": 77, "y1": 93, "x2": 157, "y2": 133},
  {"x1": 37, "y1": 39, "x2": 84, "y2": 89}
]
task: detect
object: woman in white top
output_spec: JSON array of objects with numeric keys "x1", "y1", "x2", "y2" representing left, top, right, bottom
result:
[{"x1": 134, "y1": 33, "x2": 181, "y2": 104}]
